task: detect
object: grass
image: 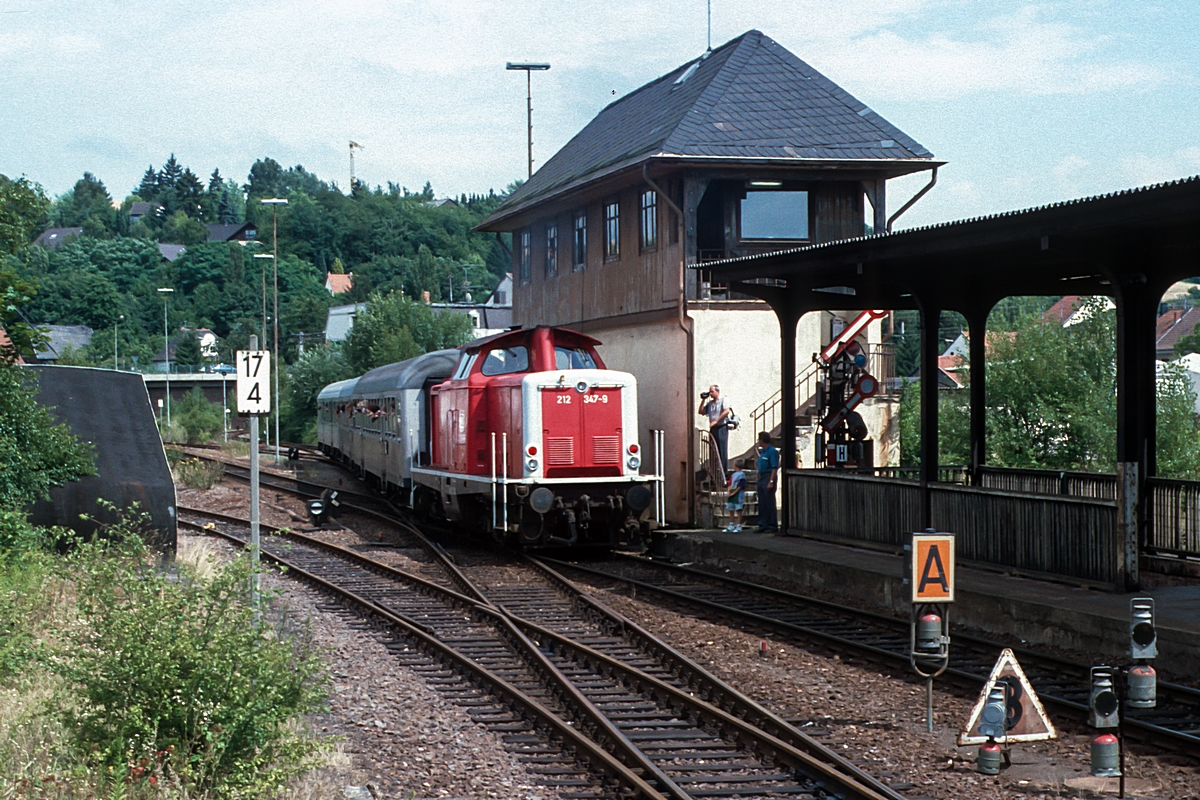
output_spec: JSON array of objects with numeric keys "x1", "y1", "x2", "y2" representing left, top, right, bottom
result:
[{"x1": 174, "y1": 457, "x2": 224, "y2": 490}]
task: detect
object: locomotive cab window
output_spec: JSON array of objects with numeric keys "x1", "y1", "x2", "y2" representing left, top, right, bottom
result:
[
  {"x1": 481, "y1": 345, "x2": 529, "y2": 376},
  {"x1": 739, "y1": 188, "x2": 809, "y2": 241},
  {"x1": 555, "y1": 346, "x2": 597, "y2": 370},
  {"x1": 452, "y1": 353, "x2": 477, "y2": 380}
]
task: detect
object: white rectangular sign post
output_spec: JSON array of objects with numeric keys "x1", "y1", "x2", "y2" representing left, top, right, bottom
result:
[{"x1": 236, "y1": 344, "x2": 269, "y2": 616}]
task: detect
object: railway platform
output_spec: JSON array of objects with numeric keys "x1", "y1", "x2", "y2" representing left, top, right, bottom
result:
[{"x1": 653, "y1": 529, "x2": 1200, "y2": 680}]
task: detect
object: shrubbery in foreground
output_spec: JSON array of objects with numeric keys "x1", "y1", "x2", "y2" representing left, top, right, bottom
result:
[{"x1": 0, "y1": 518, "x2": 330, "y2": 799}]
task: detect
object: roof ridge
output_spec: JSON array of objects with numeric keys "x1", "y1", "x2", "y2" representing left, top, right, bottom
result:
[{"x1": 662, "y1": 31, "x2": 761, "y2": 153}]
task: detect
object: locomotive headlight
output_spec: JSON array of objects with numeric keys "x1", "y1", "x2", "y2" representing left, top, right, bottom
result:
[
  {"x1": 628, "y1": 443, "x2": 639, "y2": 454},
  {"x1": 526, "y1": 457, "x2": 539, "y2": 472},
  {"x1": 627, "y1": 455, "x2": 641, "y2": 470}
]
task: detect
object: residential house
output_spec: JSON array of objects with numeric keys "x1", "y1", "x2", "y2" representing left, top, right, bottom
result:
[
  {"x1": 325, "y1": 272, "x2": 354, "y2": 295},
  {"x1": 128, "y1": 201, "x2": 160, "y2": 224},
  {"x1": 476, "y1": 30, "x2": 940, "y2": 521},
  {"x1": 325, "y1": 275, "x2": 514, "y2": 342},
  {"x1": 158, "y1": 244, "x2": 187, "y2": 263},
  {"x1": 152, "y1": 328, "x2": 219, "y2": 372},
  {"x1": 1155, "y1": 306, "x2": 1200, "y2": 360}
]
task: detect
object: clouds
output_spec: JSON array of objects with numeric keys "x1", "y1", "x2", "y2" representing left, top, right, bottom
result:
[{"x1": 0, "y1": 0, "x2": 1193, "y2": 234}]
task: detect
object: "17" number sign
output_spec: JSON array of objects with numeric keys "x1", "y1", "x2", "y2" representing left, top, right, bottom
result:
[{"x1": 236, "y1": 350, "x2": 271, "y2": 415}]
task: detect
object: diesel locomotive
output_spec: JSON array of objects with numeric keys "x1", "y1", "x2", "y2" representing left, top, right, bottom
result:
[{"x1": 317, "y1": 325, "x2": 661, "y2": 547}]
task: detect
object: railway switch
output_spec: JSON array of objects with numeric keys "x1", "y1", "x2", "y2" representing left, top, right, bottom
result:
[
  {"x1": 1129, "y1": 597, "x2": 1157, "y2": 660},
  {"x1": 1126, "y1": 664, "x2": 1157, "y2": 709},
  {"x1": 1090, "y1": 733, "x2": 1121, "y2": 778},
  {"x1": 1089, "y1": 667, "x2": 1120, "y2": 729}
]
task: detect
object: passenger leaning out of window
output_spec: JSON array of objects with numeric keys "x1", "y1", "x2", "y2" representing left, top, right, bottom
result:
[{"x1": 699, "y1": 385, "x2": 732, "y2": 471}]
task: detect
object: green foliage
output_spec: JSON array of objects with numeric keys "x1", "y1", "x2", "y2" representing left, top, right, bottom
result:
[
  {"x1": 1173, "y1": 322, "x2": 1200, "y2": 357},
  {"x1": 54, "y1": 526, "x2": 328, "y2": 798},
  {"x1": 0, "y1": 362, "x2": 96, "y2": 509},
  {"x1": 175, "y1": 456, "x2": 225, "y2": 489},
  {"x1": 0, "y1": 174, "x2": 51, "y2": 256},
  {"x1": 174, "y1": 386, "x2": 223, "y2": 444},
  {"x1": 0, "y1": 264, "x2": 47, "y2": 361},
  {"x1": 283, "y1": 346, "x2": 354, "y2": 441},
  {"x1": 342, "y1": 290, "x2": 473, "y2": 374},
  {"x1": 0, "y1": 534, "x2": 52, "y2": 677},
  {"x1": 160, "y1": 209, "x2": 210, "y2": 245},
  {"x1": 173, "y1": 330, "x2": 204, "y2": 367},
  {"x1": 53, "y1": 172, "x2": 115, "y2": 234},
  {"x1": 1156, "y1": 362, "x2": 1200, "y2": 479}
]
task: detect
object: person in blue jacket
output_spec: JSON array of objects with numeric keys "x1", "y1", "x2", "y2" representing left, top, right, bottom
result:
[
  {"x1": 725, "y1": 458, "x2": 747, "y2": 533},
  {"x1": 755, "y1": 431, "x2": 780, "y2": 532}
]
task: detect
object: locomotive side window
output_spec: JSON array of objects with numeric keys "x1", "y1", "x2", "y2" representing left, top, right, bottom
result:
[
  {"x1": 452, "y1": 353, "x2": 477, "y2": 380},
  {"x1": 481, "y1": 345, "x2": 529, "y2": 376},
  {"x1": 554, "y1": 346, "x2": 597, "y2": 370}
]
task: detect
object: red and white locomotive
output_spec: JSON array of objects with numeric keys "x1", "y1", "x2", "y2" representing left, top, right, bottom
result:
[{"x1": 317, "y1": 325, "x2": 660, "y2": 547}]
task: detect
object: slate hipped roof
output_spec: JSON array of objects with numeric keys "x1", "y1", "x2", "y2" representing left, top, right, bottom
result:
[{"x1": 480, "y1": 30, "x2": 937, "y2": 229}]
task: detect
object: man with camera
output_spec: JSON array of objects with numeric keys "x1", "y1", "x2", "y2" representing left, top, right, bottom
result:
[{"x1": 698, "y1": 384, "x2": 732, "y2": 474}]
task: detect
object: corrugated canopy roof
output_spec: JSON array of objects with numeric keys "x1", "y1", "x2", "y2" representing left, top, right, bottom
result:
[{"x1": 480, "y1": 30, "x2": 935, "y2": 229}]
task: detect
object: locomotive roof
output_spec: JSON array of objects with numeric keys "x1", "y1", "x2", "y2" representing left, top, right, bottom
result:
[
  {"x1": 463, "y1": 325, "x2": 600, "y2": 354},
  {"x1": 351, "y1": 348, "x2": 460, "y2": 397},
  {"x1": 316, "y1": 377, "x2": 359, "y2": 403}
]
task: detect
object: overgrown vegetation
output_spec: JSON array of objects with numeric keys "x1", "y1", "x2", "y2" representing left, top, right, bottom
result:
[{"x1": 175, "y1": 456, "x2": 225, "y2": 490}]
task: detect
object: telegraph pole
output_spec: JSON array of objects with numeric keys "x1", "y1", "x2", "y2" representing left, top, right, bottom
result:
[{"x1": 506, "y1": 62, "x2": 551, "y2": 179}]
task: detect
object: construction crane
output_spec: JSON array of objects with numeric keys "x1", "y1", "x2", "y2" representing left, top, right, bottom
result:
[{"x1": 349, "y1": 141, "x2": 363, "y2": 191}]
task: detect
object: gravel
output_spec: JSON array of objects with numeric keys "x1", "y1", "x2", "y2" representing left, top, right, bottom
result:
[{"x1": 577, "y1": 577, "x2": 1200, "y2": 800}]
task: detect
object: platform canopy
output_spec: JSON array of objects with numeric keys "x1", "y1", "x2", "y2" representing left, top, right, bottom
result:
[{"x1": 697, "y1": 175, "x2": 1200, "y2": 589}]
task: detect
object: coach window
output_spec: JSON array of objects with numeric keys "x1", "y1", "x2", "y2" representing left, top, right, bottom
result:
[
  {"x1": 545, "y1": 223, "x2": 558, "y2": 278},
  {"x1": 604, "y1": 199, "x2": 620, "y2": 261},
  {"x1": 639, "y1": 190, "x2": 657, "y2": 251},
  {"x1": 739, "y1": 186, "x2": 809, "y2": 241},
  {"x1": 481, "y1": 345, "x2": 529, "y2": 376},
  {"x1": 518, "y1": 230, "x2": 532, "y2": 283},
  {"x1": 572, "y1": 210, "x2": 587, "y2": 270}
]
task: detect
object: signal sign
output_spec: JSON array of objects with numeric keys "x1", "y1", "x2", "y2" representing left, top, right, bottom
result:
[
  {"x1": 236, "y1": 350, "x2": 271, "y2": 415},
  {"x1": 912, "y1": 532, "x2": 955, "y2": 603},
  {"x1": 959, "y1": 648, "x2": 1057, "y2": 745}
]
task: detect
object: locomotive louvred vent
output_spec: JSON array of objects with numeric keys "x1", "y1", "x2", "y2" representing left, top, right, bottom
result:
[
  {"x1": 546, "y1": 436, "x2": 575, "y2": 465},
  {"x1": 592, "y1": 436, "x2": 621, "y2": 464}
]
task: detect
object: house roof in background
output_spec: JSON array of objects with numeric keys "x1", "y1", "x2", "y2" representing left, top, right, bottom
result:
[
  {"x1": 325, "y1": 273, "x2": 354, "y2": 294},
  {"x1": 481, "y1": 29, "x2": 936, "y2": 228},
  {"x1": 158, "y1": 244, "x2": 187, "y2": 262},
  {"x1": 205, "y1": 222, "x2": 256, "y2": 242},
  {"x1": 129, "y1": 201, "x2": 160, "y2": 217},
  {"x1": 33, "y1": 324, "x2": 93, "y2": 361},
  {"x1": 32, "y1": 227, "x2": 83, "y2": 250},
  {"x1": 1156, "y1": 306, "x2": 1200, "y2": 353}
]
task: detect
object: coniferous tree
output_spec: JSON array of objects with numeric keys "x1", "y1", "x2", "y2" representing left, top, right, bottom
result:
[
  {"x1": 137, "y1": 165, "x2": 160, "y2": 202},
  {"x1": 176, "y1": 168, "x2": 206, "y2": 220}
]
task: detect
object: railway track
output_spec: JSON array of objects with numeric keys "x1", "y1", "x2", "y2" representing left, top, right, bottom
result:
[
  {"x1": 545, "y1": 555, "x2": 1200, "y2": 755},
  {"x1": 177, "y1": 505, "x2": 905, "y2": 800}
]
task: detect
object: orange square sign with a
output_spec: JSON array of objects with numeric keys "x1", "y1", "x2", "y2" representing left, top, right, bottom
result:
[{"x1": 912, "y1": 533, "x2": 955, "y2": 603}]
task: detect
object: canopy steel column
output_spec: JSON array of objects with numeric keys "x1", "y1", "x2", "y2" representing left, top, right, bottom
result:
[
  {"x1": 965, "y1": 307, "x2": 990, "y2": 485},
  {"x1": 918, "y1": 301, "x2": 942, "y2": 527},
  {"x1": 779, "y1": 306, "x2": 801, "y2": 534},
  {"x1": 1114, "y1": 272, "x2": 1161, "y2": 590}
]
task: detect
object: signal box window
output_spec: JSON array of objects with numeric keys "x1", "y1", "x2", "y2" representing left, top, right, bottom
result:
[
  {"x1": 572, "y1": 211, "x2": 587, "y2": 270},
  {"x1": 640, "y1": 190, "x2": 657, "y2": 251},
  {"x1": 481, "y1": 345, "x2": 529, "y2": 376},
  {"x1": 518, "y1": 230, "x2": 531, "y2": 283},
  {"x1": 604, "y1": 200, "x2": 620, "y2": 261},
  {"x1": 545, "y1": 224, "x2": 558, "y2": 278},
  {"x1": 554, "y1": 346, "x2": 597, "y2": 370},
  {"x1": 740, "y1": 190, "x2": 809, "y2": 240}
]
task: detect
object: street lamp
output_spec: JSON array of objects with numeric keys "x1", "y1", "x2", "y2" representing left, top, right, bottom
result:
[
  {"x1": 261, "y1": 198, "x2": 288, "y2": 463},
  {"x1": 157, "y1": 288, "x2": 174, "y2": 428},
  {"x1": 506, "y1": 62, "x2": 550, "y2": 179},
  {"x1": 114, "y1": 314, "x2": 124, "y2": 370}
]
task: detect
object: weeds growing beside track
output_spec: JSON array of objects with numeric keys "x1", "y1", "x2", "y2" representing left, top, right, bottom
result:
[
  {"x1": 0, "y1": 514, "x2": 331, "y2": 799},
  {"x1": 175, "y1": 456, "x2": 225, "y2": 490}
]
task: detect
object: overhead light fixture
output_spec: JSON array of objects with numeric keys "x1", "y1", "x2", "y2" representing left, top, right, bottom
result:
[{"x1": 749, "y1": 180, "x2": 783, "y2": 188}]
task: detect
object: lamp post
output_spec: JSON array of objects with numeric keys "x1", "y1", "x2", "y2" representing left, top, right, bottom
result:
[
  {"x1": 261, "y1": 198, "x2": 288, "y2": 463},
  {"x1": 506, "y1": 62, "x2": 550, "y2": 179},
  {"x1": 157, "y1": 288, "x2": 174, "y2": 428},
  {"x1": 114, "y1": 314, "x2": 124, "y2": 370}
]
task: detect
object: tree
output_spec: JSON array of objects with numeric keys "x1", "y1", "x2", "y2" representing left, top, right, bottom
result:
[
  {"x1": 136, "y1": 165, "x2": 160, "y2": 201},
  {"x1": 1156, "y1": 362, "x2": 1200, "y2": 479},
  {"x1": 1174, "y1": 322, "x2": 1200, "y2": 357},
  {"x1": 174, "y1": 385, "x2": 222, "y2": 443},
  {"x1": 283, "y1": 346, "x2": 354, "y2": 441},
  {"x1": 342, "y1": 290, "x2": 473, "y2": 374},
  {"x1": 160, "y1": 210, "x2": 209, "y2": 245},
  {"x1": 0, "y1": 265, "x2": 46, "y2": 361},
  {"x1": 173, "y1": 331, "x2": 204, "y2": 368},
  {"x1": 54, "y1": 172, "x2": 114, "y2": 231},
  {"x1": 0, "y1": 361, "x2": 96, "y2": 511},
  {"x1": 0, "y1": 174, "x2": 51, "y2": 255}
]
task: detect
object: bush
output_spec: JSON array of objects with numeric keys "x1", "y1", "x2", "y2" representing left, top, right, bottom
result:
[
  {"x1": 176, "y1": 456, "x2": 224, "y2": 490},
  {"x1": 55, "y1": 528, "x2": 329, "y2": 798},
  {"x1": 174, "y1": 386, "x2": 224, "y2": 444}
]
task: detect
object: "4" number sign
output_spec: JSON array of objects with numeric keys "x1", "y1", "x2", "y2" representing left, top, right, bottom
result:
[{"x1": 236, "y1": 350, "x2": 271, "y2": 415}]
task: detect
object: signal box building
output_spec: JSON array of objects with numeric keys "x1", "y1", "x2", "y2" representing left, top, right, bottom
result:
[{"x1": 478, "y1": 31, "x2": 940, "y2": 522}]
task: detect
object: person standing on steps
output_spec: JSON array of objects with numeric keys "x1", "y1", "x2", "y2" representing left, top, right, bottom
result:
[
  {"x1": 699, "y1": 384, "x2": 732, "y2": 473},
  {"x1": 755, "y1": 431, "x2": 780, "y2": 533},
  {"x1": 725, "y1": 458, "x2": 747, "y2": 532}
]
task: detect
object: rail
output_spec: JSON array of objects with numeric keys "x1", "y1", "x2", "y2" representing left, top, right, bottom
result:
[{"x1": 786, "y1": 469, "x2": 1121, "y2": 584}]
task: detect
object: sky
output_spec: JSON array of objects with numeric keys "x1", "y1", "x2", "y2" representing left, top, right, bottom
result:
[{"x1": 1, "y1": 0, "x2": 1197, "y2": 230}]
